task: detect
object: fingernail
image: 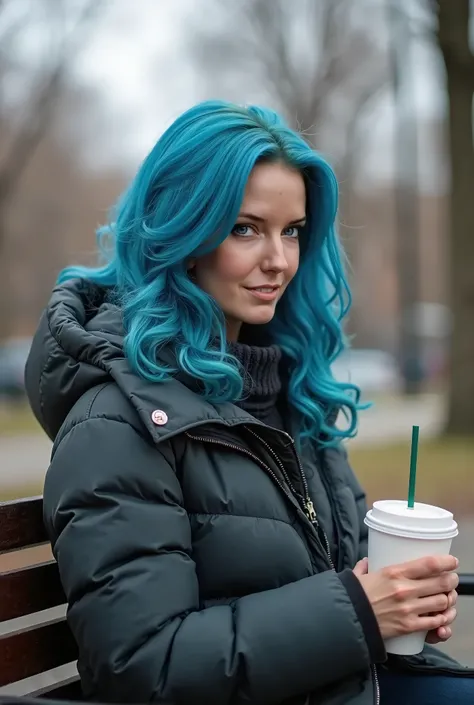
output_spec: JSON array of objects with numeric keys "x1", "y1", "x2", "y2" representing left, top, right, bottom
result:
[{"x1": 455, "y1": 558, "x2": 459, "y2": 568}]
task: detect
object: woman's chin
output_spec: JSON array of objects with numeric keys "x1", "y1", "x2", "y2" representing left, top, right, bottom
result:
[{"x1": 241, "y1": 306, "x2": 277, "y2": 326}]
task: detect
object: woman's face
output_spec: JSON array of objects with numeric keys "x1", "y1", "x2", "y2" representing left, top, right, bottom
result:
[{"x1": 193, "y1": 161, "x2": 306, "y2": 342}]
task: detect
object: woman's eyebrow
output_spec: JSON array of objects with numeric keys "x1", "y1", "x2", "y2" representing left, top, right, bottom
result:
[
  {"x1": 237, "y1": 212, "x2": 266, "y2": 222},
  {"x1": 237, "y1": 212, "x2": 306, "y2": 224}
]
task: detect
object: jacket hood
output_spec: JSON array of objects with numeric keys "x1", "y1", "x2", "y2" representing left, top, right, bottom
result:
[{"x1": 25, "y1": 280, "x2": 126, "y2": 440}]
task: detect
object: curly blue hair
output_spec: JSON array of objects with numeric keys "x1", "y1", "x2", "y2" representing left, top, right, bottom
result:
[{"x1": 58, "y1": 100, "x2": 361, "y2": 445}]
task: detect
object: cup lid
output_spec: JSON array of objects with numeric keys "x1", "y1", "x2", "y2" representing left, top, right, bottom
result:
[{"x1": 364, "y1": 500, "x2": 458, "y2": 540}]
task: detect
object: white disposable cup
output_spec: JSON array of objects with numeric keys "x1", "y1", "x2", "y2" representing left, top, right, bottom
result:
[{"x1": 364, "y1": 500, "x2": 458, "y2": 656}]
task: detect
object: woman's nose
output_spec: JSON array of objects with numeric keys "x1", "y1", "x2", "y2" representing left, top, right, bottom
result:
[{"x1": 261, "y1": 237, "x2": 289, "y2": 272}]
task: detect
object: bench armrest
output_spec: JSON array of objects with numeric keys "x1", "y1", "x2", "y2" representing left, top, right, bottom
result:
[{"x1": 458, "y1": 573, "x2": 474, "y2": 596}]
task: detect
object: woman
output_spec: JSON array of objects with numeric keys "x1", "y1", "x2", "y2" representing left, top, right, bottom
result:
[{"x1": 25, "y1": 101, "x2": 473, "y2": 705}]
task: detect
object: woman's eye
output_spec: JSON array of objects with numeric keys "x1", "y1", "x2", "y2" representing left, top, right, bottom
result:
[
  {"x1": 232, "y1": 224, "x2": 254, "y2": 237},
  {"x1": 283, "y1": 226, "x2": 300, "y2": 238}
]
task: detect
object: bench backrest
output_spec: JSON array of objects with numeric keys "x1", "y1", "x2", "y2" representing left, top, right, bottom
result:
[{"x1": 0, "y1": 497, "x2": 81, "y2": 700}]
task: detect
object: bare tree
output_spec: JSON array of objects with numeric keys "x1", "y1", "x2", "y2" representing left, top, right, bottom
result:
[
  {"x1": 189, "y1": 0, "x2": 386, "y2": 164},
  {"x1": 0, "y1": 0, "x2": 106, "y2": 340},
  {"x1": 437, "y1": 0, "x2": 474, "y2": 435}
]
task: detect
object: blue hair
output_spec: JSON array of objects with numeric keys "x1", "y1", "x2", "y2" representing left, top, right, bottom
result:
[{"x1": 59, "y1": 100, "x2": 362, "y2": 446}]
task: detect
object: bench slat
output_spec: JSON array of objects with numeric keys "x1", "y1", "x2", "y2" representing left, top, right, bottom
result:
[
  {"x1": 38, "y1": 678, "x2": 83, "y2": 700},
  {"x1": 0, "y1": 562, "x2": 66, "y2": 623},
  {"x1": 0, "y1": 498, "x2": 47, "y2": 553},
  {"x1": 0, "y1": 621, "x2": 78, "y2": 687}
]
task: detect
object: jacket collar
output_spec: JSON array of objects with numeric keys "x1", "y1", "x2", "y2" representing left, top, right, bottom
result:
[{"x1": 106, "y1": 357, "x2": 263, "y2": 445}]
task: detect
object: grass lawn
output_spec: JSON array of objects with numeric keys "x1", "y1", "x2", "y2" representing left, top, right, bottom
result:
[
  {"x1": 0, "y1": 402, "x2": 41, "y2": 435},
  {"x1": 0, "y1": 481, "x2": 44, "y2": 502},
  {"x1": 349, "y1": 436, "x2": 474, "y2": 515}
]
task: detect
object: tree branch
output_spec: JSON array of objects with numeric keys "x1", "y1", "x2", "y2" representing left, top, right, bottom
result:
[
  {"x1": 189, "y1": 0, "x2": 386, "y2": 154},
  {"x1": 0, "y1": 0, "x2": 105, "y2": 212}
]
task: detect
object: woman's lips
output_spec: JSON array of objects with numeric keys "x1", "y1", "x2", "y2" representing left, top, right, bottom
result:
[{"x1": 244, "y1": 285, "x2": 280, "y2": 301}]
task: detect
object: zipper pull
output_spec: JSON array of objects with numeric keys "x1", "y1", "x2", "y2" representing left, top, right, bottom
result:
[
  {"x1": 306, "y1": 498, "x2": 336, "y2": 570},
  {"x1": 305, "y1": 499, "x2": 318, "y2": 524}
]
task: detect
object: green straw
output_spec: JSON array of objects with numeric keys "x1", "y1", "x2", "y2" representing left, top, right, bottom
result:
[{"x1": 407, "y1": 425, "x2": 419, "y2": 509}]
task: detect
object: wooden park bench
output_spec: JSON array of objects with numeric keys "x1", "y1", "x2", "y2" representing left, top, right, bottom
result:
[
  {"x1": 1, "y1": 496, "x2": 474, "y2": 699},
  {"x1": 0, "y1": 497, "x2": 81, "y2": 700}
]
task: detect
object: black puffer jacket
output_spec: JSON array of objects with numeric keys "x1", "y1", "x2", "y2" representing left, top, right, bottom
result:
[{"x1": 25, "y1": 280, "x2": 470, "y2": 705}]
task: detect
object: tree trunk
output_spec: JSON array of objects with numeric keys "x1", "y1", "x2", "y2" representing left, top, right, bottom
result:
[
  {"x1": 0, "y1": 220, "x2": 14, "y2": 342},
  {"x1": 438, "y1": 0, "x2": 474, "y2": 434}
]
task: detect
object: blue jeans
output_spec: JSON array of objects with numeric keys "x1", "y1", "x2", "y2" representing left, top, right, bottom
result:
[{"x1": 378, "y1": 668, "x2": 474, "y2": 704}]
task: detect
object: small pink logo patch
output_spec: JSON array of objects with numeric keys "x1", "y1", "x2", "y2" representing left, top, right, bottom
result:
[{"x1": 151, "y1": 409, "x2": 168, "y2": 426}]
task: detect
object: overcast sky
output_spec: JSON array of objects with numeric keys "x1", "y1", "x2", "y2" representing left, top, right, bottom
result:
[
  {"x1": 66, "y1": 0, "x2": 449, "y2": 190},
  {"x1": 72, "y1": 0, "x2": 207, "y2": 168}
]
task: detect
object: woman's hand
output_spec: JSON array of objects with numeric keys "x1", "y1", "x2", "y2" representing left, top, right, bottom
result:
[
  {"x1": 352, "y1": 555, "x2": 459, "y2": 641},
  {"x1": 425, "y1": 588, "x2": 458, "y2": 644}
]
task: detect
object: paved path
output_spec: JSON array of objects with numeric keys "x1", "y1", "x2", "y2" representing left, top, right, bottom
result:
[
  {"x1": 348, "y1": 393, "x2": 444, "y2": 446},
  {"x1": 0, "y1": 433, "x2": 51, "y2": 487}
]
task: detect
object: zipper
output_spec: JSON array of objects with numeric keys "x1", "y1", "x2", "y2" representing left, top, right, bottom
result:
[
  {"x1": 317, "y1": 450, "x2": 344, "y2": 571},
  {"x1": 197, "y1": 425, "x2": 336, "y2": 570},
  {"x1": 185, "y1": 429, "x2": 333, "y2": 557},
  {"x1": 371, "y1": 665, "x2": 380, "y2": 705},
  {"x1": 256, "y1": 428, "x2": 336, "y2": 570},
  {"x1": 245, "y1": 427, "x2": 306, "y2": 504},
  {"x1": 185, "y1": 432, "x2": 299, "y2": 512},
  {"x1": 286, "y1": 438, "x2": 337, "y2": 570},
  {"x1": 246, "y1": 428, "x2": 324, "y2": 533},
  {"x1": 246, "y1": 427, "x2": 336, "y2": 570},
  {"x1": 314, "y1": 508, "x2": 335, "y2": 571}
]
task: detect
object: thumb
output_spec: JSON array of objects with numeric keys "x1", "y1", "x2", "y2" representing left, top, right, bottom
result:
[{"x1": 353, "y1": 557, "x2": 369, "y2": 577}]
